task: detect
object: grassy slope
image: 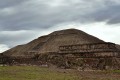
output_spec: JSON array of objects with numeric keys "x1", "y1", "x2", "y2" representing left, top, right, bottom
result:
[{"x1": 0, "y1": 66, "x2": 120, "y2": 80}]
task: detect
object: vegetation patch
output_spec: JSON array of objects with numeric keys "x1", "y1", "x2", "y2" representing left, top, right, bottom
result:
[
  {"x1": 0, "y1": 66, "x2": 79, "y2": 80},
  {"x1": 0, "y1": 66, "x2": 120, "y2": 80}
]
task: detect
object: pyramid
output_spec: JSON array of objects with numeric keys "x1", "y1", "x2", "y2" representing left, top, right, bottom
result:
[
  {"x1": 1, "y1": 28, "x2": 120, "y2": 70},
  {"x1": 3, "y1": 29, "x2": 105, "y2": 57}
]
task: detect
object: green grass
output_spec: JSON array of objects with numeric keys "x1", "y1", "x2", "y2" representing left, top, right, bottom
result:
[
  {"x1": 0, "y1": 66, "x2": 79, "y2": 80},
  {"x1": 0, "y1": 66, "x2": 120, "y2": 80}
]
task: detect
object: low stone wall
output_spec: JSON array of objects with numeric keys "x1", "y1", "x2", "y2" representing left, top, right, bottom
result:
[{"x1": 47, "y1": 54, "x2": 120, "y2": 70}]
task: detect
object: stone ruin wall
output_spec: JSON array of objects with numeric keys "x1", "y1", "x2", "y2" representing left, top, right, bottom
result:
[
  {"x1": 47, "y1": 43, "x2": 120, "y2": 70},
  {"x1": 58, "y1": 43, "x2": 119, "y2": 57},
  {"x1": 0, "y1": 43, "x2": 120, "y2": 70}
]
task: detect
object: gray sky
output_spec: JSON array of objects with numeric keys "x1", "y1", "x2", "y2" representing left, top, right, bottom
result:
[{"x1": 0, "y1": 0, "x2": 120, "y2": 53}]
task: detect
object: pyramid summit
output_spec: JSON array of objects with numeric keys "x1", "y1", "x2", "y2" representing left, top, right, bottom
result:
[{"x1": 1, "y1": 28, "x2": 120, "y2": 70}]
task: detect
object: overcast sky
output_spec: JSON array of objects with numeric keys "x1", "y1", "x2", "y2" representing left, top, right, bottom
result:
[{"x1": 0, "y1": 0, "x2": 120, "y2": 53}]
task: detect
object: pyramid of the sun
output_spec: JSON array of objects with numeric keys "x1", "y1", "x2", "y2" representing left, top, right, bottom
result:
[{"x1": 3, "y1": 29, "x2": 120, "y2": 58}]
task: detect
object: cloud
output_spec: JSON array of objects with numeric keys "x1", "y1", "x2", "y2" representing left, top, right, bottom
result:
[
  {"x1": 0, "y1": 0, "x2": 26, "y2": 8},
  {"x1": 1, "y1": 0, "x2": 120, "y2": 31},
  {"x1": 0, "y1": 0, "x2": 120, "y2": 52},
  {"x1": 77, "y1": 22, "x2": 120, "y2": 44},
  {"x1": 0, "y1": 30, "x2": 43, "y2": 48},
  {"x1": 0, "y1": 44, "x2": 9, "y2": 53},
  {"x1": 87, "y1": 4, "x2": 120, "y2": 24}
]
